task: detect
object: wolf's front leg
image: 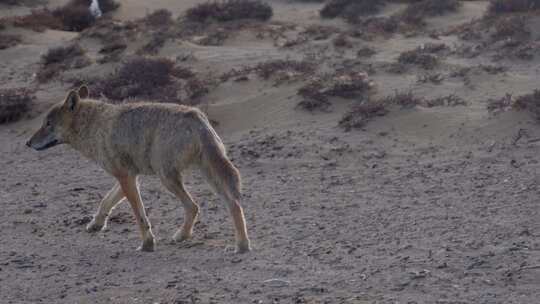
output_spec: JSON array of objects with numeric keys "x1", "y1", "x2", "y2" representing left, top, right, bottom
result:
[
  {"x1": 117, "y1": 175, "x2": 155, "y2": 252},
  {"x1": 87, "y1": 183, "x2": 125, "y2": 232}
]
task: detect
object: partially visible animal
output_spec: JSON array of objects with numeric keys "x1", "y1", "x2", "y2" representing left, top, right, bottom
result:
[{"x1": 26, "y1": 86, "x2": 251, "y2": 253}]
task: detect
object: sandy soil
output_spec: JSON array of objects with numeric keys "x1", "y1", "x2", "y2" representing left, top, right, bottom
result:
[{"x1": 1, "y1": 1, "x2": 540, "y2": 303}]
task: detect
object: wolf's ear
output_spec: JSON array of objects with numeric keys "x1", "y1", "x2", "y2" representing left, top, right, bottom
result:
[
  {"x1": 64, "y1": 90, "x2": 79, "y2": 112},
  {"x1": 78, "y1": 85, "x2": 89, "y2": 99}
]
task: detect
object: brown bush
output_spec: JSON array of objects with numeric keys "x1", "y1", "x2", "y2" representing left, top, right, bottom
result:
[
  {"x1": 37, "y1": 44, "x2": 91, "y2": 82},
  {"x1": 488, "y1": 0, "x2": 540, "y2": 14},
  {"x1": 12, "y1": 9, "x2": 63, "y2": 32},
  {"x1": 403, "y1": 0, "x2": 461, "y2": 17},
  {"x1": 492, "y1": 16, "x2": 529, "y2": 40},
  {"x1": 0, "y1": 34, "x2": 21, "y2": 49},
  {"x1": 424, "y1": 94, "x2": 467, "y2": 107},
  {"x1": 11, "y1": 0, "x2": 119, "y2": 32},
  {"x1": 185, "y1": 0, "x2": 273, "y2": 23},
  {"x1": 84, "y1": 56, "x2": 208, "y2": 104},
  {"x1": 222, "y1": 59, "x2": 315, "y2": 82},
  {"x1": 0, "y1": 88, "x2": 33, "y2": 124},
  {"x1": 383, "y1": 91, "x2": 423, "y2": 108},
  {"x1": 339, "y1": 101, "x2": 388, "y2": 130},
  {"x1": 320, "y1": 0, "x2": 385, "y2": 22},
  {"x1": 398, "y1": 47, "x2": 439, "y2": 69},
  {"x1": 297, "y1": 71, "x2": 375, "y2": 111},
  {"x1": 513, "y1": 89, "x2": 540, "y2": 119},
  {"x1": 142, "y1": 9, "x2": 173, "y2": 27}
]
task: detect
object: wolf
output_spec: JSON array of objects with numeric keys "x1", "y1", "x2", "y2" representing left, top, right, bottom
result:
[{"x1": 26, "y1": 86, "x2": 251, "y2": 253}]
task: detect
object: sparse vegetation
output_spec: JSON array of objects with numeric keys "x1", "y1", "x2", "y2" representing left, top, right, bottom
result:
[
  {"x1": 81, "y1": 56, "x2": 208, "y2": 104},
  {"x1": 488, "y1": 0, "x2": 540, "y2": 14},
  {"x1": 424, "y1": 94, "x2": 467, "y2": 107},
  {"x1": 10, "y1": 0, "x2": 119, "y2": 32},
  {"x1": 222, "y1": 59, "x2": 315, "y2": 84},
  {"x1": 0, "y1": 88, "x2": 33, "y2": 124},
  {"x1": 13, "y1": 9, "x2": 63, "y2": 32},
  {"x1": 297, "y1": 71, "x2": 375, "y2": 111},
  {"x1": 398, "y1": 46, "x2": 440, "y2": 69},
  {"x1": 383, "y1": 90, "x2": 423, "y2": 108},
  {"x1": 37, "y1": 44, "x2": 91, "y2": 82},
  {"x1": 402, "y1": 0, "x2": 461, "y2": 21},
  {"x1": 492, "y1": 16, "x2": 529, "y2": 40},
  {"x1": 513, "y1": 89, "x2": 540, "y2": 119},
  {"x1": 185, "y1": 0, "x2": 273, "y2": 23},
  {"x1": 0, "y1": 33, "x2": 21, "y2": 49},
  {"x1": 339, "y1": 101, "x2": 388, "y2": 130},
  {"x1": 320, "y1": 0, "x2": 385, "y2": 23},
  {"x1": 142, "y1": 9, "x2": 173, "y2": 28}
]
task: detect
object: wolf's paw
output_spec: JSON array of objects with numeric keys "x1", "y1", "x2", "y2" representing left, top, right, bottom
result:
[
  {"x1": 172, "y1": 230, "x2": 192, "y2": 243},
  {"x1": 236, "y1": 240, "x2": 251, "y2": 254},
  {"x1": 137, "y1": 238, "x2": 155, "y2": 252},
  {"x1": 86, "y1": 219, "x2": 105, "y2": 233}
]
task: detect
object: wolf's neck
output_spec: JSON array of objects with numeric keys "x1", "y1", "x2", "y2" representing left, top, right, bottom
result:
[{"x1": 67, "y1": 101, "x2": 115, "y2": 158}]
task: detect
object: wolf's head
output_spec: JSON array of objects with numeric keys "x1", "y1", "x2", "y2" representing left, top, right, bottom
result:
[{"x1": 26, "y1": 86, "x2": 89, "y2": 151}]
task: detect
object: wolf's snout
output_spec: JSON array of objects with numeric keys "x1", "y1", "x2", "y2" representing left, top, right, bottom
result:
[{"x1": 25, "y1": 140, "x2": 31, "y2": 147}]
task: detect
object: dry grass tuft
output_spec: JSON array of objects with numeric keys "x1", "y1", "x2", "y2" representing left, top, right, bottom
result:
[
  {"x1": 488, "y1": 0, "x2": 540, "y2": 14},
  {"x1": 10, "y1": 0, "x2": 119, "y2": 32},
  {"x1": 78, "y1": 56, "x2": 209, "y2": 104},
  {"x1": 0, "y1": 88, "x2": 33, "y2": 124},
  {"x1": 185, "y1": 0, "x2": 273, "y2": 23},
  {"x1": 37, "y1": 44, "x2": 91, "y2": 82},
  {"x1": 339, "y1": 101, "x2": 388, "y2": 130},
  {"x1": 297, "y1": 71, "x2": 375, "y2": 111},
  {"x1": 398, "y1": 45, "x2": 441, "y2": 69},
  {"x1": 0, "y1": 33, "x2": 21, "y2": 49},
  {"x1": 320, "y1": 0, "x2": 385, "y2": 23}
]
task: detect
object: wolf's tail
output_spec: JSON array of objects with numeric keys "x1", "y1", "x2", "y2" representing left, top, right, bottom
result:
[{"x1": 197, "y1": 114, "x2": 242, "y2": 201}]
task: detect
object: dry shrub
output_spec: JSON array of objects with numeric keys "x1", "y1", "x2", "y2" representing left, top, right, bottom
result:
[
  {"x1": 11, "y1": 0, "x2": 119, "y2": 32},
  {"x1": 185, "y1": 0, "x2": 273, "y2": 23},
  {"x1": 486, "y1": 93, "x2": 514, "y2": 113},
  {"x1": 0, "y1": 88, "x2": 33, "y2": 124},
  {"x1": 492, "y1": 16, "x2": 529, "y2": 40},
  {"x1": 513, "y1": 90, "x2": 540, "y2": 118},
  {"x1": 339, "y1": 102, "x2": 388, "y2": 130},
  {"x1": 37, "y1": 44, "x2": 91, "y2": 82},
  {"x1": 320, "y1": 0, "x2": 385, "y2": 22},
  {"x1": 357, "y1": 47, "x2": 376, "y2": 57},
  {"x1": 137, "y1": 32, "x2": 169, "y2": 55},
  {"x1": 403, "y1": 0, "x2": 461, "y2": 17},
  {"x1": 383, "y1": 91, "x2": 423, "y2": 108},
  {"x1": 296, "y1": 80, "x2": 331, "y2": 111},
  {"x1": 333, "y1": 34, "x2": 352, "y2": 48},
  {"x1": 12, "y1": 9, "x2": 63, "y2": 32},
  {"x1": 297, "y1": 71, "x2": 375, "y2": 111},
  {"x1": 0, "y1": 0, "x2": 19, "y2": 4},
  {"x1": 424, "y1": 94, "x2": 467, "y2": 107},
  {"x1": 361, "y1": 16, "x2": 399, "y2": 34},
  {"x1": 85, "y1": 56, "x2": 208, "y2": 104},
  {"x1": 142, "y1": 9, "x2": 173, "y2": 28},
  {"x1": 488, "y1": 0, "x2": 540, "y2": 14},
  {"x1": 301, "y1": 24, "x2": 340, "y2": 40},
  {"x1": 0, "y1": 34, "x2": 21, "y2": 49},
  {"x1": 398, "y1": 47, "x2": 439, "y2": 69},
  {"x1": 222, "y1": 59, "x2": 315, "y2": 83}
]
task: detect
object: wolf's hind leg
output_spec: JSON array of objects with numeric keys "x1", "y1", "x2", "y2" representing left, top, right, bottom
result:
[
  {"x1": 117, "y1": 175, "x2": 155, "y2": 252},
  {"x1": 87, "y1": 183, "x2": 125, "y2": 232},
  {"x1": 160, "y1": 175, "x2": 200, "y2": 243}
]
